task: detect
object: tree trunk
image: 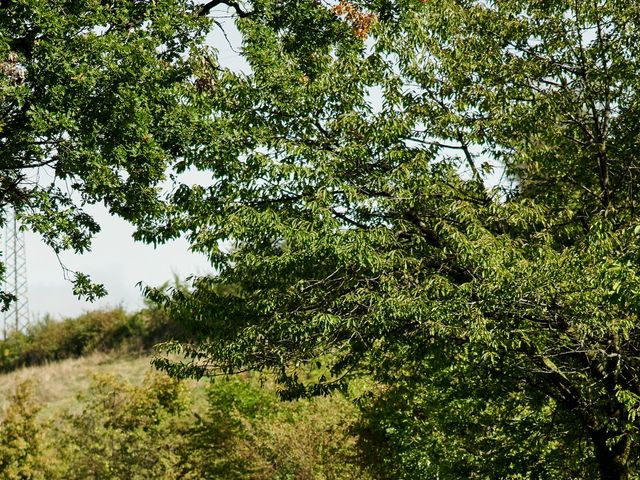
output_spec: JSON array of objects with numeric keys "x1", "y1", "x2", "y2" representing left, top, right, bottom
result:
[{"x1": 590, "y1": 429, "x2": 630, "y2": 480}]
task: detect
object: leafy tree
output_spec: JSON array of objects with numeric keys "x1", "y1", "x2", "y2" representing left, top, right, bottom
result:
[
  {"x1": 0, "y1": 0, "x2": 206, "y2": 300},
  {"x1": 355, "y1": 343, "x2": 591, "y2": 479},
  {"x1": 142, "y1": 0, "x2": 640, "y2": 478},
  {"x1": 7, "y1": 0, "x2": 640, "y2": 477}
]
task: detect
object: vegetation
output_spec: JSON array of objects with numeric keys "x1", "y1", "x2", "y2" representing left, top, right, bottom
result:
[
  {"x1": 0, "y1": 352, "x2": 367, "y2": 480},
  {"x1": 148, "y1": 1, "x2": 640, "y2": 478},
  {"x1": 0, "y1": 307, "x2": 175, "y2": 372},
  {"x1": 0, "y1": 381, "x2": 48, "y2": 480},
  {"x1": 5, "y1": 0, "x2": 640, "y2": 478},
  {"x1": 0, "y1": 0, "x2": 207, "y2": 298}
]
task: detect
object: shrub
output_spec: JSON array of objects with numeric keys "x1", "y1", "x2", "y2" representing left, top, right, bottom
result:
[
  {"x1": 0, "y1": 307, "x2": 176, "y2": 372},
  {"x1": 50, "y1": 372, "x2": 191, "y2": 480},
  {"x1": 0, "y1": 313, "x2": 372, "y2": 480},
  {"x1": 0, "y1": 371, "x2": 371, "y2": 479},
  {"x1": 0, "y1": 381, "x2": 50, "y2": 479},
  {"x1": 179, "y1": 377, "x2": 370, "y2": 480},
  {"x1": 236, "y1": 393, "x2": 368, "y2": 480}
]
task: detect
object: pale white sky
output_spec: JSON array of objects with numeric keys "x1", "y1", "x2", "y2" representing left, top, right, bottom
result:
[{"x1": 25, "y1": 205, "x2": 212, "y2": 320}]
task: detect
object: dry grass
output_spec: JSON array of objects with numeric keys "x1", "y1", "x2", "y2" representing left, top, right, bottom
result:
[{"x1": 0, "y1": 352, "x2": 163, "y2": 417}]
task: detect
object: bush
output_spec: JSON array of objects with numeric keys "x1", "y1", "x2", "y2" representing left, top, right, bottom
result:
[
  {"x1": 0, "y1": 371, "x2": 371, "y2": 479},
  {"x1": 0, "y1": 307, "x2": 176, "y2": 372},
  {"x1": 236, "y1": 393, "x2": 367, "y2": 480},
  {"x1": 0, "y1": 309, "x2": 372, "y2": 479},
  {"x1": 180, "y1": 377, "x2": 370, "y2": 480},
  {"x1": 178, "y1": 378, "x2": 276, "y2": 480},
  {"x1": 0, "y1": 381, "x2": 50, "y2": 480},
  {"x1": 50, "y1": 372, "x2": 191, "y2": 480}
]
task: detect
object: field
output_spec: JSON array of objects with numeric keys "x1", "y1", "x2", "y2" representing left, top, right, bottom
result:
[{"x1": 0, "y1": 352, "x2": 185, "y2": 416}]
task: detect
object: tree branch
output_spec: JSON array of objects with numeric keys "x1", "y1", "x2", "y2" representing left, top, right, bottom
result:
[{"x1": 198, "y1": 0, "x2": 250, "y2": 18}]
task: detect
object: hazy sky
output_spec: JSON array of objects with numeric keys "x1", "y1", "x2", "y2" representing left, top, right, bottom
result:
[{"x1": 25, "y1": 206, "x2": 212, "y2": 320}]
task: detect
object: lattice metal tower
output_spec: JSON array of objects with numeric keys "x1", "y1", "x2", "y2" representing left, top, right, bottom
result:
[{"x1": 2, "y1": 207, "x2": 29, "y2": 339}]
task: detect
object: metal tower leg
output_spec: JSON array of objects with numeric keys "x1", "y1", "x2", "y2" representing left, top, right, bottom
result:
[{"x1": 2, "y1": 207, "x2": 29, "y2": 339}]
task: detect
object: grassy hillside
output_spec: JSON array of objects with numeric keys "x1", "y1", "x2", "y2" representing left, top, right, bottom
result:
[
  {"x1": 0, "y1": 352, "x2": 179, "y2": 416},
  {"x1": 0, "y1": 310, "x2": 372, "y2": 480}
]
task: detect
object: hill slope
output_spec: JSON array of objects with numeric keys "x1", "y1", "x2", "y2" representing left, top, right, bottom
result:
[
  {"x1": 0, "y1": 352, "x2": 168, "y2": 416},
  {"x1": 0, "y1": 344, "x2": 370, "y2": 480}
]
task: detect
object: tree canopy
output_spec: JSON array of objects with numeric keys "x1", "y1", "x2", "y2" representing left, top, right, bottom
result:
[
  {"x1": 6, "y1": 0, "x2": 640, "y2": 478},
  {"x1": 146, "y1": 1, "x2": 640, "y2": 478},
  {"x1": 0, "y1": 0, "x2": 206, "y2": 298}
]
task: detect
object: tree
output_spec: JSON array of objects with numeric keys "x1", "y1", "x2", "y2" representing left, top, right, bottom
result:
[
  {"x1": 141, "y1": 0, "x2": 640, "y2": 478},
  {"x1": 0, "y1": 0, "x2": 206, "y2": 301}
]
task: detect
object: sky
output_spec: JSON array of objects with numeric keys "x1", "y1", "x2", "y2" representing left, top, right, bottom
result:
[{"x1": 24, "y1": 206, "x2": 212, "y2": 320}]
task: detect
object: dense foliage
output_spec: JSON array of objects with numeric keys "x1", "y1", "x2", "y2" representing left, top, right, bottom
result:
[
  {"x1": 141, "y1": 0, "x2": 640, "y2": 478},
  {"x1": 0, "y1": 0, "x2": 206, "y2": 298},
  {"x1": 0, "y1": 371, "x2": 367, "y2": 479},
  {"x1": 0, "y1": 381, "x2": 47, "y2": 480},
  {"x1": 7, "y1": 0, "x2": 640, "y2": 477},
  {"x1": 0, "y1": 307, "x2": 175, "y2": 372}
]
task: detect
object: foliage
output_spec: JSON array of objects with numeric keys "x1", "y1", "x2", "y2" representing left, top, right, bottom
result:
[
  {"x1": 0, "y1": 307, "x2": 176, "y2": 372},
  {"x1": 236, "y1": 391, "x2": 366, "y2": 480},
  {"x1": 0, "y1": 0, "x2": 207, "y2": 298},
  {"x1": 138, "y1": 0, "x2": 640, "y2": 478},
  {"x1": 179, "y1": 377, "x2": 275, "y2": 479},
  {"x1": 356, "y1": 353, "x2": 593, "y2": 479},
  {"x1": 50, "y1": 372, "x2": 191, "y2": 480},
  {"x1": 8, "y1": 0, "x2": 640, "y2": 477},
  {"x1": 0, "y1": 381, "x2": 49, "y2": 480},
  {"x1": 181, "y1": 376, "x2": 367, "y2": 480},
  {"x1": 0, "y1": 362, "x2": 366, "y2": 479}
]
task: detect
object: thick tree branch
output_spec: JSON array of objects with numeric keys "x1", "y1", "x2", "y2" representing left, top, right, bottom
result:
[{"x1": 198, "y1": 0, "x2": 250, "y2": 18}]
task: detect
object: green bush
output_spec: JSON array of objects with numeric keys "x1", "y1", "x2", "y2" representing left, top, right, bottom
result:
[
  {"x1": 0, "y1": 371, "x2": 371, "y2": 479},
  {"x1": 0, "y1": 381, "x2": 50, "y2": 480},
  {"x1": 180, "y1": 377, "x2": 370, "y2": 480},
  {"x1": 235, "y1": 393, "x2": 368, "y2": 480},
  {"x1": 178, "y1": 378, "x2": 276, "y2": 480},
  {"x1": 50, "y1": 372, "x2": 191, "y2": 480},
  {"x1": 0, "y1": 307, "x2": 176, "y2": 373}
]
